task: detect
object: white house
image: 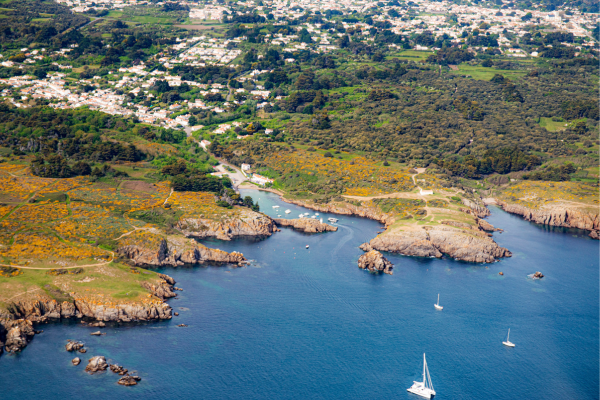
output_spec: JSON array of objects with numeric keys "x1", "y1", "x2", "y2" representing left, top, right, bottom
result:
[
  {"x1": 200, "y1": 140, "x2": 211, "y2": 151},
  {"x1": 251, "y1": 173, "x2": 274, "y2": 186},
  {"x1": 419, "y1": 188, "x2": 434, "y2": 196},
  {"x1": 241, "y1": 163, "x2": 251, "y2": 171}
]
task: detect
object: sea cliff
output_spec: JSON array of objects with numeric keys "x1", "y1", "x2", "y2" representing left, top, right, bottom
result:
[
  {"x1": 117, "y1": 233, "x2": 247, "y2": 267},
  {"x1": 490, "y1": 199, "x2": 599, "y2": 239},
  {"x1": 0, "y1": 273, "x2": 176, "y2": 354},
  {"x1": 176, "y1": 212, "x2": 277, "y2": 241},
  {"x1": 360, "y1": 225, "x2": 511, "y2": 263}
]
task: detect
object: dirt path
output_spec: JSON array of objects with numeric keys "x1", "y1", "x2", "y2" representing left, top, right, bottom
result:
[{"x1": 4, "y1": 287, "x2": 42, "y2": 302}]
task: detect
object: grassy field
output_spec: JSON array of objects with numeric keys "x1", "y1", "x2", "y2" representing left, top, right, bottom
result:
[
  {"x1": 449, "y1": 64, "x2": 528, "y2": 81},
  {"x1": 538, "y1": 117, "x2": 568, "y2": 132},
  {"x1": 391, "y1": 50, "x2": 433, "y2": 61}
]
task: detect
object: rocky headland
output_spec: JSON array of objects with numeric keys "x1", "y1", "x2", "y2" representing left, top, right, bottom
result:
[
  {"x1": 117, "y1": 232, "x2": 247, "y2": 267},
  {"x1": 280, "y1": 197, "x2": 395, "y2": 225},
  {"x1": 489, "y1": 199, "x2": 599, "y2": 239},
  {"x1": 361, "y1": 225, "x2": 511, "y2": 263},
  {"x1": 272, "y1": 192, "x2": 510, "y2": 263},
  {"x1": 176, "y1": 210, "x2": 277, "y2": 241},
  {"x1": 0, "y1": 273, "x2": 176, "y2": 354},
  {"x1": 274, "y1": 218, "x2": 337, "y2": 233},
  {"x1": 358, "y1": 250, "x2": 394, "y2": 275}
]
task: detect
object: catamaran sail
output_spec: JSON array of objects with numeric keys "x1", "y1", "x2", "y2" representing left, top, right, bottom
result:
[{"x1": 407, "y1": 353, "x2": 436, "y2": 399}]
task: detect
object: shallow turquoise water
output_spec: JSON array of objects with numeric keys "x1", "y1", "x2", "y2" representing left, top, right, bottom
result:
[{"x1": 1, "y1": 190, "x2": 598, "y2": 399}]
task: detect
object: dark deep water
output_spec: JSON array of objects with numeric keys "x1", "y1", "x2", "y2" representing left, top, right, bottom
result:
[{"x1": 1, "y1": 190, "x2": 598, "y2": 400}]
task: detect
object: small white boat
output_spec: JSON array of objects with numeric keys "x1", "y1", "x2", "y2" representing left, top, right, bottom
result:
[
  {"x1": 272, "y1": 205, "x2": 279, "y2": 208},
  {"x1": 315, "y1": 213, "x2": 319, "y2": 216},
  {"x1": 502, "y1": 328, "x2": 515, "y2": 347},
  {"x1": 311, "y1": 216, "x2": 316, "y2": 219},
  {"x1": 306, "y1": 245, "x2": 309, "y2": 249},
  {"x1": 299, "y1": 214, "x2": 304, "y2": 218},
  {"x1": 434, "y1": 294, "x2": 443, "y2": 310},
  {"x1": 285, "y1": 210, "x2": 291, "y2": 214},
  {"x1": 328, "y1": 217, "x2": 338, "y2": 223},
  {"x1": 407, "y1": 353, "x2": 436, "y2": 399}
]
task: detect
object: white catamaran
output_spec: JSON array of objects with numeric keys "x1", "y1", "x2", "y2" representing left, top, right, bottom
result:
[
  {"x1": 434, "y1": 294, "x2": 443, "y2": 310},
  {"x1": 502, "y1": 328, "x2": 515, "y2": 347},
  {"x1": 407, "y1": 353, "x2": 436, "y2": 399}
]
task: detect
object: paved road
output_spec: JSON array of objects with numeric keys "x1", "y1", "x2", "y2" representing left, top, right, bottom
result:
[{"x1": 213, "y1": 163, "x2": 247, "y2": 187}]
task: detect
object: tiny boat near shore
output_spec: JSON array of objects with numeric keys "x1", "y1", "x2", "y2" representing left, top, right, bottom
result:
[
  {"x1": 328, "y1": 217, "x2": 338, "y2": 223},
  {"x1": 285, "y1": 210, "x2": 291, "y2": 214}
]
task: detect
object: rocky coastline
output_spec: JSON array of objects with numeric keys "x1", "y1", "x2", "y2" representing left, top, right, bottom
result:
[
  {"x1": 279, "y1": 197, "x2": 395, "y2": 226},
  {"x1": 489, "y1": 199, "x2": 599, "y2": 239},
  {"x1": 0, "y1": 273, "x2": 176, "y2": 354},
  {"x1": 274, "y1": 218, "x2": 337, "y2": 233},
  {"x1": 275, "y1": 193, "x2": 510, "y2": 263},
  {"x1": 117, "y1": 235, "x2": 247, "y2": 267},
  {"x1": 176, "y1": 212, "x2": 278, "y2": 241},
  {"x1": 360, "y1": 225, "x2": 511, "y2": 263}
]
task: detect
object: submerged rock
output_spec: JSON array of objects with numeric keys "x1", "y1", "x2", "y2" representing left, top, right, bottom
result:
[
  {"x1": 118, "y1": 375, "x2": 141, "y2": 386},
  {"x1": 274, "y1": 218, "x2": 338, "y2": 233},
  {"x1": 85, "y1": 356, "x2": 108, "y2": 374},
  {"x1": 90, "y1": 331, "x2": 104, "y2": 336},
  {"x1": 358, "y1": 250, "x2": 394, "y2": 275},
  {"x1": 533, "y1": 271, "x2": 544, "y2": 279}
]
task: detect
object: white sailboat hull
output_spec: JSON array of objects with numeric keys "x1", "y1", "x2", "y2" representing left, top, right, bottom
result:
[
  {"x1": 502, "y1": 341, "x2": 515, "y2": 347},
  {"x1": 407, "y1": 382, "x2": 436, "y2": 398}
]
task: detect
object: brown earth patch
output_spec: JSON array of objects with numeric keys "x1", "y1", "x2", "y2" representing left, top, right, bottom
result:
[{"x1": 120, "y1": 180, "x2": 158, "y2": 194}]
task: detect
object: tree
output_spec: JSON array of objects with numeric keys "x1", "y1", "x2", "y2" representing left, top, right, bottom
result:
[
  {"x1": 188, "y1": 115, "x2": 198, "y2": 126},
  {"x1": 72, "y1": 161, "x2": 91, "y2": 176}
]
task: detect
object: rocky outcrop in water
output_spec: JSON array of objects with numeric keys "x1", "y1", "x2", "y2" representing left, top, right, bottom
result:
[
  {"x1": 358, "y1": 250, "x2": 394, "y2": 275},
  {"x1": 361, "y1": 226, "x2": 511, "y2": 263},
  {"x1": 117, "y1": 236, "x2": 246, "y2": 267},
  {"x1": 66, "y1": 340, "x2": 85, "y2": 352},
  {"x1": 495, "y1": 200, "x2": 599, "y2": 239},
  {"x1": 85, "y1": 356, "x2": 108, "y2": 374},
  {"x1": 118, "y1": 375, "x2": 141, "y2": 386},
  {"x1": 274, "y1": 218, "x2": 338, "y2": 233}
]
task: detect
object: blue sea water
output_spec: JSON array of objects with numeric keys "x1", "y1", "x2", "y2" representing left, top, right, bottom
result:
[{"x1": 1, "y1": 189, "x2": 598, "y2": 400}]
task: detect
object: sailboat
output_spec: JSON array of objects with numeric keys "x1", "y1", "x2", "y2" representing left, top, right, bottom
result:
[
  {"x1": 434, "y1": 294, "x2": 443, "y2": 310},
  {"x1": 407, "y1": 353, "x2": 436, "y2": 399},
  {"x1": 502, "y1": 328, "x2": 515, "y2": 347}
]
